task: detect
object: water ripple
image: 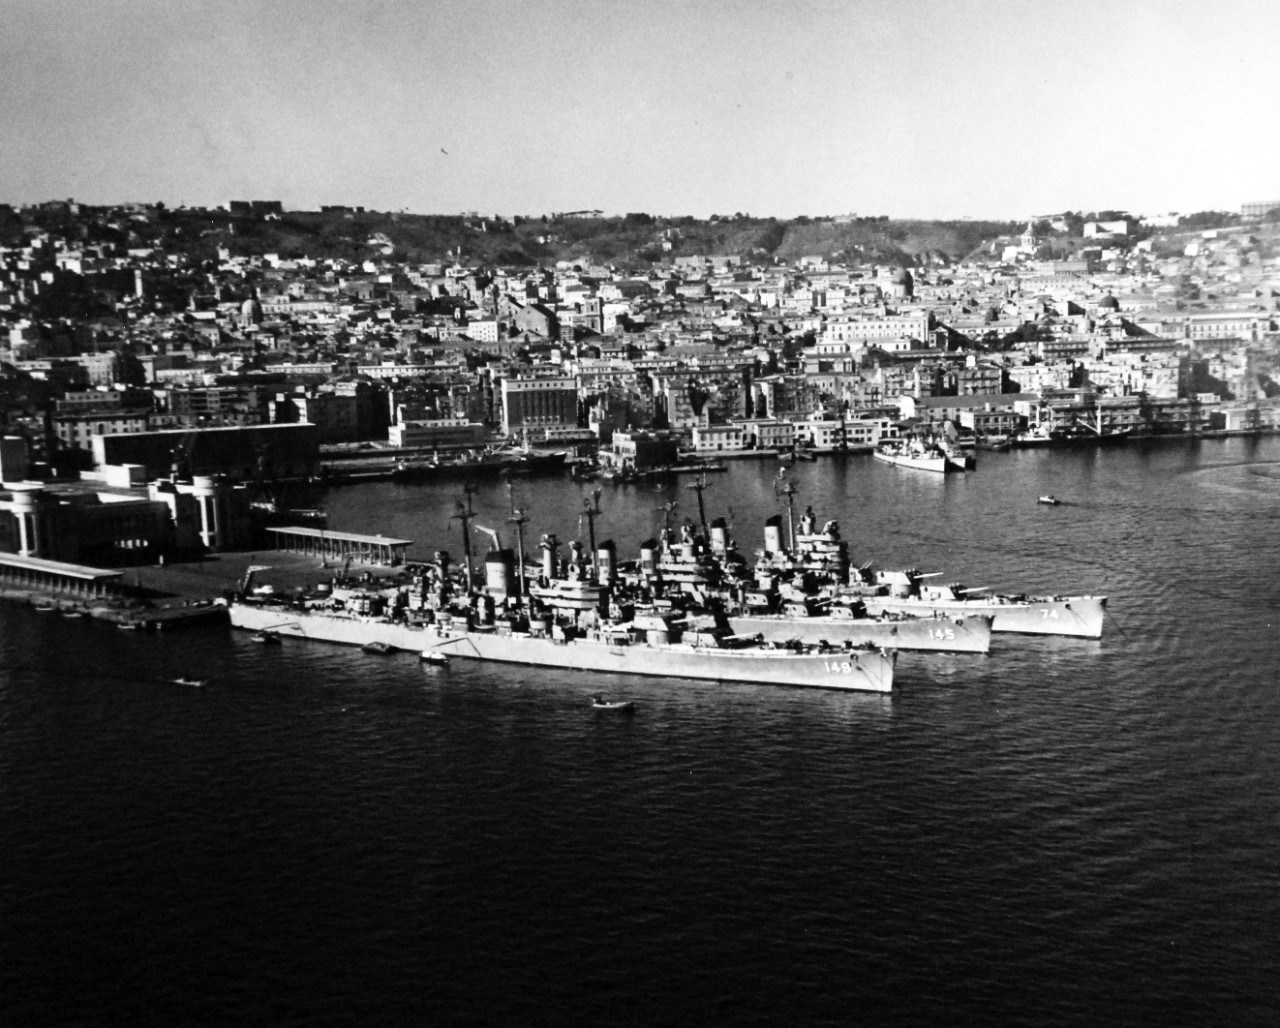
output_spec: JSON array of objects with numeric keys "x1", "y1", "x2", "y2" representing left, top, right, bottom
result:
[{"x1": 5, "y1": 438, "x2": 1280, "y2": 1024}]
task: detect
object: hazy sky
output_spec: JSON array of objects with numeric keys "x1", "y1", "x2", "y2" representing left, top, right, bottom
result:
[{"x1": 2, "y1": 0, "x2": 1277, "y2": 219}]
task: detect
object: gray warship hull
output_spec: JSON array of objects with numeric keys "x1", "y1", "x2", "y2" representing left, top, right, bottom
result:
[
  {"x1": 729, "y1": 612, "x2": 992, "y2": 653},
  {"x1": 228, "y1": 602, "x2": 896, "y2": 693},
  {"x1": 858, "y1": 595, "x2": 1106, "y2": 639}
]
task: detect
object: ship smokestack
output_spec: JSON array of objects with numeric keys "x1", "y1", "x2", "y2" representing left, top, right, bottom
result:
[
  {"x1": 485, "y1": 548, "x2": 516, "y2": 600},
  {"x1": 540, "y1": 533, "x2": 559, "y2": 581},
  {"x1": 596, "y1": 540, "x2": 617, "y2": 586},
  {"x1": 763, "y1": 515, "x2": 783, "y2": 555},
  {"x1": 639, "y1": 538, "x2": 659, "y2": 579},
  {"x1": 434, "y1": 549, "x2": 451, "y2": 605},
  {"x1": 709, "y1": 517, "x2": 729, "y2": 556}
]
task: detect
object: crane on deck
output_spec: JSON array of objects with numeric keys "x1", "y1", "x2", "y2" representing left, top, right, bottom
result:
[{"x1": 473, "y1": 525, "x2": 503, "y2": 552}]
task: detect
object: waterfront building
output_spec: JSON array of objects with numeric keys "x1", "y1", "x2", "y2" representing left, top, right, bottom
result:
[
  {"x1": 608, "y1": 430, "x2": 679, "y2": 471},
  {"x1": 735, "y1": 418, "x2": 795, "y2": 451},
  {"x1": 900, "y1": 393, "x2": 1034, "y2": 430},
  {"x1": 91, "y1": 423, "x2": 320, "y2": 482},
  {"x1": 790, "y1": 412, "x2": 852, "y2": 450},
  {"x1": 690, "y1": 423, "x2": 745, "y2": 453},
  {"x1": 499, "y1": 375, "x2": 578, "y2": 436},
  {"x1": 386, "y1": 418, "x2": 487, "y2": 449},
  {"x1": 0, "y1": 552, "x2": 122, "y2": 598},
  {"x1": 0, "y1": 479, "x2": 224, "y2": 563}
]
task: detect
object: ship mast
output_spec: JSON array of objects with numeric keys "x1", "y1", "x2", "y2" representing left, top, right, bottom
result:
[
  {"x1": 687, "y1": 473, "x2": 710, "y2": 536},
  {"x1": 776, "y1": 475, "x2": 798, "y2": 552},
  {"x1": 450, "y1": 482, "x2": 478, "y2": 594},
  {"x1": 656, "y1": 499, "x2": 679, "y2": 534},
  {"x1": 579, "y1": 489, "x2": 602, "y2": 577},
  {"x1": 507, "y1": 503, "x2": 530, "y2": 607}
]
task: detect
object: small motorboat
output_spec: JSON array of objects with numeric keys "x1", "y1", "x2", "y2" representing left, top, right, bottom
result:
[
  {"x1": 362, "y1": 641, "x2": 394, "y2": 655},
  {"x1": 591, "y1": 694, "x2": 635, "y2": 712},
  {"x1": 118, "y1": 620, "x2": 143, "y2": 631},
  {"x1": 173, "y1": 675, "x2": 207, "y2": 688},
  {"x1": 61, "y1": 608, "x2": 85, "y2": 619},
  {"x1": 251, "y1": 631, "x2": 282, "y2": 645},
  {"x1": 32, "y1": 600, "x2": 56, "y2": 612},
  {"x1": 1038, "y1": 495, "x2": 1061, "y2": 505},
  {"x1": 420, "y1": 650, "x2": 449, "y2": 666}
]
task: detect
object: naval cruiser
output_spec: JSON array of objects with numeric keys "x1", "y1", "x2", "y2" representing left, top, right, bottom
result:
[{"x1": 228, "y1": 535, "x2": 896, "y2": 693}]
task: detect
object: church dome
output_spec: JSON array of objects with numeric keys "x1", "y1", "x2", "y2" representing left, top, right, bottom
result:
[{"x1": 1097, "y1": 294, "x2": 1119, "y2": 310}]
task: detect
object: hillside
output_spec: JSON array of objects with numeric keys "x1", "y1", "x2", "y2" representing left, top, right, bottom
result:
[
  {"x1": 25, "y1": 204, "x2": 1237, "y2": 269},
  {"x1": 23, "y1": 207, "x2": 1020, "y2": 270}
]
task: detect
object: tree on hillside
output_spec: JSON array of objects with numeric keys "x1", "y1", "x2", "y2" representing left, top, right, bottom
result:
[
  {"x1": 756, "y1": 222, "x2": 786, "y2": 253},
  {"x1": 1178, "y1": 211, "x2": 1239, "y2": 230}
]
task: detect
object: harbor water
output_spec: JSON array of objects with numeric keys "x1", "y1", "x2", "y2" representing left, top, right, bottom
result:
[{"x1": 4, "y1": 438, "x2": 1280, "y2": 1025}]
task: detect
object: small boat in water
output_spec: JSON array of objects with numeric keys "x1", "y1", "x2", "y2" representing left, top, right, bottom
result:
[
  {"x1": 172, "y1": 674, "x2": 207, "y2": 688},
  {"x1": 251, "y1": 631, "x2": 282, "y2": 644},
  {"x1": 420, "y1": 650, "x2": 449, "y2": 666},
  {"x1": 1038, "y1": 495, "x2": 1061, "y2": 505},
  {"x1": 362, "y1": 641, "x2": 394, "y2": 655},
  {"x1": 592, "y1": 694, "x2": 635, "y2": 712}
]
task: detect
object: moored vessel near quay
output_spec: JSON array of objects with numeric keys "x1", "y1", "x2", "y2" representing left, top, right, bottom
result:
[
  {"x1": 940, "y1": 440, "x2": 976, "y2": 471},
  {"x1": 392, "y1": 448, "x2": 566, "y2": 482},
  {"x1": 227, "y1": 508, "x2": 895, "y2": 693},
  {"x1": 726, "y1": 605, "x2": 992, "y2": 653},
  {"x1": 872, "y1": 439, "x2": 952, "y2": 473},
  {"x1": 227, "y1": 601, "x2": 896, "y2": 693},
  {"x1": 645, "y1": 508, "x2": 993, "y2": 653},
  {"x1": 974, "y1": 434, "x2": 1013, "y2": 452},
  {"x1": 852, "y1": 571, "x2": 1106, "y2": 639},
  {"x1": 1014, "y1": 424, "x2": 1130, "y2": 449},
  {"x1": 736, "y1": 500, "x2": 1103, "y2": 640}
]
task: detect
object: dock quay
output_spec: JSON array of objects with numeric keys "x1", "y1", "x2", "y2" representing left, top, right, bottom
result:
[{"x1": 2, "y1": 550, "x2": 364, "y2": 631}]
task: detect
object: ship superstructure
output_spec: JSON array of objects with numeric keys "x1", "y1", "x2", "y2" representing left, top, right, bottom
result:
[{"x1": 229, "y1": 501, "x2": 897, "y2": 693}]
